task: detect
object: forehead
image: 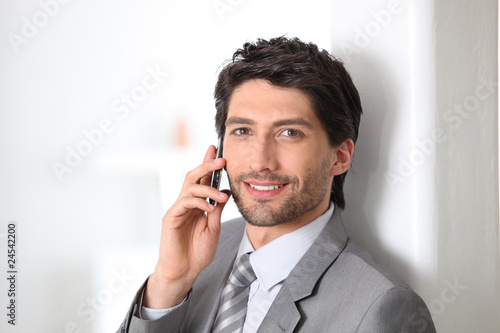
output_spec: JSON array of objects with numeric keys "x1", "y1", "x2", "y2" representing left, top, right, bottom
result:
[{"x1": 227, "y1": 79, "x2": 321, "y2": 126}]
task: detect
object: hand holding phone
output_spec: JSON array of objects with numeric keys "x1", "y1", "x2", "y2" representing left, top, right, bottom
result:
[
  {"x1": 145, "y1": 144, "x2": 229, "y2": 310},
  {"x1": 209, "y1": 136, "x2": 224, "y2": 206}
]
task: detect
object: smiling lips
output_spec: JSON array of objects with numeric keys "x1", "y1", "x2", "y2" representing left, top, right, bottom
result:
[
  {"x1": 248, "y1": 183, "x2": 284, "y2": 191},
  {"x1": 244, "y1": 181, "x2": 289, "y2": 198}
]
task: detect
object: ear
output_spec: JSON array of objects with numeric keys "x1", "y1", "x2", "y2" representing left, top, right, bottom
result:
[{"x1": 329, "y1": 139, "x2": 354, "y2": 176}]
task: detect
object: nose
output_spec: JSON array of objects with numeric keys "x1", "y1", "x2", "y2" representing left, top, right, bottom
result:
[{"x1": 250, "y1": 138, "x2": 278, "y2": 173}]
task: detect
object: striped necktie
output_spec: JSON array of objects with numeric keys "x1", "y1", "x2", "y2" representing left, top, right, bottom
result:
[{"x1": 212, "y1": 253, "x2": 256, "y2": 333}]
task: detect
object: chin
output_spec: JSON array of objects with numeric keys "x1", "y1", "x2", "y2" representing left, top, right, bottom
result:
[{"x1": 235, "y1": 196, "x2": 321, "y2": 228}]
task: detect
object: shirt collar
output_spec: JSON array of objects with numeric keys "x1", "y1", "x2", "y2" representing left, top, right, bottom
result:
[{"x1": 236, "y1": 203, "x2": 334, "y2": 291}]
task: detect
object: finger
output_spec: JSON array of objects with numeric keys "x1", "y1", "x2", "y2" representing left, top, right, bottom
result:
[
  {"x1": 183, "y1": 158, "x2": 226, "y2": 186},
  {"x1": 200, "y1": 145, "x2": 222, "y2": 186},
  {"x1": 167, "y1": 196, "x2": 216, "y2": 220},
  {"x1": 184, "y1": 183, "x2": 229, "y2": 203},
  {"x1": 200, "y1": 157, "x2": 225, "y2": 187},
  {"x1": 203, "y1": 145, "x2": 217, "y2": 163}
]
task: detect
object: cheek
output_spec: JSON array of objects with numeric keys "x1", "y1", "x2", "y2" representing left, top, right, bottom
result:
[
  {"x1": 274, "y1": 148, "x2": 311, "y2": 180},
  {"x1": 223, "y1": 145, "x2": 243, "y2": 174}
]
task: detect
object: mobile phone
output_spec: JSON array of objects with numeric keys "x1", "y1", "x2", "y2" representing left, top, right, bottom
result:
[{"x1": 209, "y1": 136, "x2": 224, "y2": 206}]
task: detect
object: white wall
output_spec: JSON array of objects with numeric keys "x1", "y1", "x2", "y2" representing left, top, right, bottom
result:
[
  {"x1": 333, "y1": 0, "x2": 499, "y2": 332},
  {"x1": 0, "y1": 0, "x2": 331, "y2": 332},
  {"x1": 433, "y1": 0, "x2": 499, "y2": 331},
  {"x1": 0, "y1": 0, "x2": 498, "y2": 332}
]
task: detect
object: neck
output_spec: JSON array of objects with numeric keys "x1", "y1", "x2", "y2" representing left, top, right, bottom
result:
[{"x1": 245, "y1": 198, "x2": 330, "y2": 250}]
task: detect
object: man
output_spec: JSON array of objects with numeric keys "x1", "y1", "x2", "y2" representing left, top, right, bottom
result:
[{"x1": 118, "y1": 37, "x2": 436, "y2": 332}]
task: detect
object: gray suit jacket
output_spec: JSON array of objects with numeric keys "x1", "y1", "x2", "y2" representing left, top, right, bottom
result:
[{"x1": 118, "y1": 208, "x2": 436, "y2": 332}]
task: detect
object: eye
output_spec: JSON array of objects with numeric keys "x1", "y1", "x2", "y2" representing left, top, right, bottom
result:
[
  {"x1": 233, "y1": 128, "x2": 250, "y2": 136},
  {"x1": 281, "y1": 129, "x2": 302, "y2": 137}
]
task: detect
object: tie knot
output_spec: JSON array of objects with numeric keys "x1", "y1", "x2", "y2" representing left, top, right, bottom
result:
[{"x1": 229, "y1": 253, "x2": 256, "y2": 288}]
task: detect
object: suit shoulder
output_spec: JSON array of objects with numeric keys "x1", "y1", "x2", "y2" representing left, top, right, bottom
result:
[
  {"x1": 216, "y1": 217, "x2": 246, "y2": 252},
  {"x1": 220, "y1": 217, "x2": 246, "y2": 236},
  {"x1": 311, "y1": 240, "x2": 435, "y2": 331},
  {"x1": 293, "y1": 238, "x2": 435, "y2": 332},
  {"x1": 330, "y1": 239, "x2": 414, "y2": 295}
]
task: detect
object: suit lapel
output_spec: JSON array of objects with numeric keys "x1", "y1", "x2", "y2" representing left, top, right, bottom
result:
[{"x1": 257, "y1": 207, "x2": 348, "y2": 332}]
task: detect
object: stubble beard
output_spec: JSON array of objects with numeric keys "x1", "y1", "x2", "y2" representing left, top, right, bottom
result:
[{"x1": 227, "y1": 156, "x2": 332, "y2": 227}]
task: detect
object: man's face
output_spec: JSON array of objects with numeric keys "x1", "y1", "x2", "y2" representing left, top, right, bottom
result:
[{"x1": 224, "y1": 79, "x2": 339, "y2": 227}]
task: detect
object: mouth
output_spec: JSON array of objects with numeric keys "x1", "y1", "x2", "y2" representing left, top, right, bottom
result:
[
  {"x1": 248, "y1": 183, "x2": 286, "y2": 191},
  {"x1": 244, "y1": 181, "x2": 289, "y2": 198}
]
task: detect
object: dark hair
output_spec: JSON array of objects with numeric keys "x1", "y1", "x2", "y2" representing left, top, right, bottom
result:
[{"x1": 214, "y1": 36, "x2": 362, "y2": 210}]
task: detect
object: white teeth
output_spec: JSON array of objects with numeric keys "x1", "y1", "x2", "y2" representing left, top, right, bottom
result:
[{"x1": 248, "y1": 184, "x2": 283, "y2": 191}]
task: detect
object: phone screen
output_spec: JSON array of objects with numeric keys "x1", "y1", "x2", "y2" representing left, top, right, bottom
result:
[{"x1": 209, "y1": 136, "x2": 224, "y2": 205}]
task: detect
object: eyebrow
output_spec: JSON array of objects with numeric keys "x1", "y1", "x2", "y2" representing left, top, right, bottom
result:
[
  {"x1": 225, "y1": 117, "x2": 255, "y2": 126},
  {"x1": 225, "y1": 117, "x2": 314, "y2": 129},
  {"x1": 273, "y1": 119, "x2": 314, "y2": 129}
]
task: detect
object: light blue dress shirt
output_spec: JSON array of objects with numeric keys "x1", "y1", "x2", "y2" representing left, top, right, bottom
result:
[
  {"x1": 239, "y1": 204, "x2": 333, "y2": 332},
  {"x1": 142, "y1": 203, "x2": 333, "y2": 333}
]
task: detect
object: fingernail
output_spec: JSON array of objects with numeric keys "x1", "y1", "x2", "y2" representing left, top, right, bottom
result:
[{"x1": 219, "y1": 192, "x2": 227, "y2": 198}]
